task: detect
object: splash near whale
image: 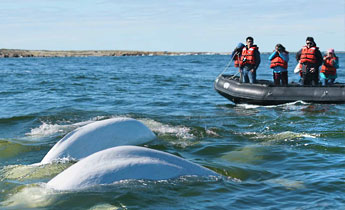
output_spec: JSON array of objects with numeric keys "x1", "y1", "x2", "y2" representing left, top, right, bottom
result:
[
  {"x1": 47, "y1": 146, "x2": 218, "y2": 190},
  {"x1": 40, "y1": 118, "x2": 156, "y2": 164}
]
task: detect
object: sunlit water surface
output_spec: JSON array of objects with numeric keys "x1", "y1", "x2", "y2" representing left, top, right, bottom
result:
[{"x1": 0, "y1": 54, "x2": 344, "y2": 209}]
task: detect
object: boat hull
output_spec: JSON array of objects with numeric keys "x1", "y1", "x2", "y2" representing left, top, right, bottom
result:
[{"x1": 214, "y1": 75, "x2": 345, "y2": 105}]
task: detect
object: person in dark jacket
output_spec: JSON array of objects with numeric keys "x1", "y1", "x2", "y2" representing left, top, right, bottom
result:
[
  {"x1": 239, "y1": 37, "x2": 261, "y2": 83},
  {"x1": 231, "y1": 42, "x2": 245, "y2": 81},
  {"x1": 296, "y1": 37, "x2": 323, "y2": 86}
]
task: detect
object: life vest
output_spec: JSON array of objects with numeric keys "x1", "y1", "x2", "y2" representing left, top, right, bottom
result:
[
  {"x1": 270, "y1": 53, "x2": 288, "y2": 69},
  {"x1": 299, "y1": 46, "x2": 318, "y2": 64},
  {"x1": 321, "y1": 56, "x2": 337, "y2": 75},
  {"x1": 240, "y1": 46, "x2": 258, "y2": 66},
  {"x1": 234, "y1": 54, "x2": 240, "y2": 67}
]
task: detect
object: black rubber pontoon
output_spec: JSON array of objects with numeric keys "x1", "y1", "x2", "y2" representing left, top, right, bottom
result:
[{"x1": 214, "y1": 75, "x2": 345, "y2": 105}]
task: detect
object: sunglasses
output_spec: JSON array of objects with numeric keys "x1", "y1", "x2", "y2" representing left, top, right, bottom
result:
[{"x1": 306, "y1": 42, "x2": 313, "y2": 45}]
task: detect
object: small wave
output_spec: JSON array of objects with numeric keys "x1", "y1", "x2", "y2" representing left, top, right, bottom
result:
[
  {"x1": 255, "y1": 131, "x2": 318, "y2": 141},
  {"x1": 0, "y1": 115, "x2": 35, "y2": 123},
  {"x1": 266, "y1": 178, "x2": 305, "y2": 190},
  {"x1": 89, "y1": 203, "x2": 123, "y2": 210},
  {"x1": 236, "y1": 101, "x2": 310, "y2": 109},
  {"x1": 139, "y1": 118, "x2": 195, "y2": 140},
  {"x1": 206, "y1": 129, "x2": 220, "y2": 137},
  {"x1": 1, "y1": 162, "x2": 74, "y2": 182},
  {"x1": 0, "y1": 139, "x2": 39, "y2": 159},
  {"x1": 138, "y1": 118, "x2": 217, "y2": 148},
  {"x1": 236, "y1": 104, "x2": 261, "y2": 109},
  {"x1": 26, "y1": 122, "x2": 70, "y2": 138},
  {"x1": 238, "y1": 131, "x2": 319, "y2": 142},
  {"x1": 0, "y1": 184, "x2": 59, "y2": 208},
  {"x1": 25, "y1": 116, "x2": 108, "y2": 138},
  {"x1": 189, "y1": 60, "x2": 204, "y2": 64},
  {"x1": 140, "y1": 119, "x2": 220, "y2": 139},
  {"x1": 267, "y1": 100, "x2": 310, "y2": 108}
]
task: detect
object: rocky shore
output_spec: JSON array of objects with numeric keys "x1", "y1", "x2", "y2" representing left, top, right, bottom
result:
[
  {"x1": 0, "y1": 49, "x2": 224, "y2": 58},
  {"x1": 1, "y1": 49, "x2": 343, "y2": 58}
]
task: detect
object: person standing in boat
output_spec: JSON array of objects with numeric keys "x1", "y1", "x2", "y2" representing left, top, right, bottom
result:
[
  {"x1": 320, "y1": 48, "x2": 339, "y2": 86},
  {"x1": 239, "y1": 37, "x2": 261, "y2": 83},
  {"x1": 296, "y1": 37, "x2": 323, "y2": 86},
  {"x1": 269, "y1": 44, "x2": 289, "y2": 86},
  {"x1": 231, "y1": 43, "x2": 245, "y2": 81}
]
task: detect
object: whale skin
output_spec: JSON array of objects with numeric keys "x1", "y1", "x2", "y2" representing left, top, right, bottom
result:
[
  {"x1": 47, "y1": 145, "x2": 218, "y2": 190},
  {"x1": 40, "y1": 118, "x2": 156, "y2": 164}
]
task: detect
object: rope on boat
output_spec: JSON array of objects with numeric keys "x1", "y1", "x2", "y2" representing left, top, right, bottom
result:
[
  {"x1": 216, "y1": 52, "x2": 238, "y2": 79},
  {"x1": 230, "y1": 70, "x2": 241, "y2": 79}
]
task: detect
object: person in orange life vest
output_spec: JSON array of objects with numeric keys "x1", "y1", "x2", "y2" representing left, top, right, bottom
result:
[
  {"x1": 296, "y1": 37, "x2": 323, "y2": 86},
  {"x1": 269, "y1": 44, "x2": 289, "y2": 86},
  {"x1": 320, "y1": 48, "x2": 339, "y2": 86},
  {"x1": 239, "y1": 37, "x2": 261, "y2": 83},
  {"x1": 231, "y1": 42, "x2": 245, "y2": 81},
  {"x1": 232, "y1": 42, "x2": 245, "y2": 67}
]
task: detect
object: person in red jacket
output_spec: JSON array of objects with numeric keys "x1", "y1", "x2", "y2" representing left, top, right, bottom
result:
[
  {"x1": 239, "y1": 37, "x2": 261, "y2": 83},
  {"x1": 296, "y1": 37, "x2": 323, "y2": 86},
  {"x1": 320, "y1": 48, "x2": 339, "y2": 86},
  {"x1": 269, "y1": 44, "x2": 289, "y2": 86}
]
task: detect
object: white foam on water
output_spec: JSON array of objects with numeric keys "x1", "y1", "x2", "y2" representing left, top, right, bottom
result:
[
  {"x1": 236, "y1": 104, "x2": 261, "y2": 109},
  {"x1": 139, "y1": 118, "x2": 195, "y2": 140},
  {"x1": 25, "y1": 116, "x2": 109, "y2": 139},
  {"x1": 138, "y1": 118, "x2": 206, "y2": 148},
  {"x1": 240, "y1": 131, "x2": 319, "y2": 142},
  {"x1": 89, "y1": 203, "x2": 125, "y2": 210},
  {"x1": 206, "y1": 129, "x2": 220, "y2": 137},
  {"x1": 239, "y1": 131, "x2": 258, "y2": 136},
  {"x1": 25, "y1": 122, "x2": 70, "y2": 138},
  {"x1": 1, "y1": 184, "x2": 60, "y2": 208},
  {"x1": 267, "y1": 178, "x2": 305, "y2": 190},
  {"x1": 267, "y1": 100, "x2": 311, "y2": 108},
  {"x1": 301, "y1": 133, "x2": 318, "y2": 138},
  {"x1": 236, "y1": 101, "x2": 311, "y2": 109}
]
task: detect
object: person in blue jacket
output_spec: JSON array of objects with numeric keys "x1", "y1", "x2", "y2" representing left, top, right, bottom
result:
[
  {"x1": 320, "y1": 48, "x2": 339, "y2": 86},
  {"x1": 268, "y1": 44, "x2": 289, "y2": 86}
]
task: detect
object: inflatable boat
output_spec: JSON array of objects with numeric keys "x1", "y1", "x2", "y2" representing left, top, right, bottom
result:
[{"x1": 214, "y1": 74, "x2": 345, "y2": 105}]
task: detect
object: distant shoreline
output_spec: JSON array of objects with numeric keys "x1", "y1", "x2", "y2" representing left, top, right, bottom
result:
[
  {"x1": 0, "y1": 49, "x2": 344, "y2": 58},
  {"x1": 0, "y1": 49, "x2": 228, "y2": 58}
]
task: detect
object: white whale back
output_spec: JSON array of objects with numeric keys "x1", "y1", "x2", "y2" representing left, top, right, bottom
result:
[
  {"x1": 40, "y1": 118, "x2": 156, "y2": 164},
  {"x1": 47, "y1": 146, "x2": 218, "y2": 190}
]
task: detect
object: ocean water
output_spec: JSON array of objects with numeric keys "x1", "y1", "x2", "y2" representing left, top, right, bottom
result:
[{"x1": 0, "y1": 53, "x2": 344, "y2": 209}]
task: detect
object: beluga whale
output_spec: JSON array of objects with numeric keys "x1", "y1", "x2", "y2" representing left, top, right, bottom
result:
[
  {"x1": 40, "y1": 118, "x2": 156, "y2": 164},
  {"x1": 47, "y1": 145, "x2": 218, "y2": 190}
]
